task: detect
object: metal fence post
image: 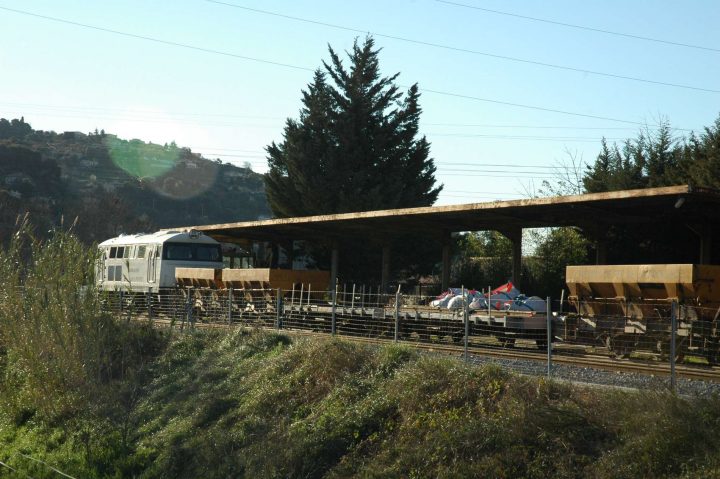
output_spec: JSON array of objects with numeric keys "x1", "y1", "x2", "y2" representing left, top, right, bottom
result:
[
  {"x1": 394, "y1": 285, "x2": 401, "y2": 342},
  {"x1": 670, "y1": 299, "x2": 677, "y2": 392},
  {"x1": 463, "y1": 286, "x2": 469, "y2": 363},
  {"x1": 228, "y1": 288, "x2": 233, "y2": 325},
  {"x1": 185, "y1": 288, "x2": 192, "y2": 330},
  {"x1": 487, "y1": 285, "x2": 492, "y2": 315},
  {"x1": 147, "y1": 289, "x2": 153, "y2": 320},
  {"x1": 546, "y1": 296, "x2": 552, "y2": 379},
  {"x1": 276, "y1": 288, "x2": 282, "y2": 331},
  {"x1": 331, "y1": 283, "x2": 337, "y2": 336}
]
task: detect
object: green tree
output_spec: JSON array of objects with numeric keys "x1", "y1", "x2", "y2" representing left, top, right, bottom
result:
[
  {"x1": 687, "y1": 116, "x2": 720, "y2": 188},
  {"x1": 265, "y1": 37, "x2": 441, "y2": 217},
  {"x1": 526, "y1": 227, "x2": 590, "y2": 298},
  {"x1": 452, "y1": 231, "x2": 513, "y2": 289}
]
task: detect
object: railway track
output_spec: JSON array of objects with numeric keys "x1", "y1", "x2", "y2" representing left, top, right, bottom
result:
[{"x1": 144, "y1": 316, "x2": 720, "y2": 384}]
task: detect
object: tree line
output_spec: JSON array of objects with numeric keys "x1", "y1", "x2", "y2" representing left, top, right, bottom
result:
[{"x1": 264, "y1": 36, "x2": 719, "y2": 293}]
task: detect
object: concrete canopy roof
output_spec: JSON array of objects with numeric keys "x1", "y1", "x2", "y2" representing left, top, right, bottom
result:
[{"x1": 187, "y1": 185, "x2": 720, "y2": 244}]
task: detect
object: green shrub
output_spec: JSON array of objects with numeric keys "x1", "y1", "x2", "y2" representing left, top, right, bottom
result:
[{"x1": 0, "y1": 221, "x2": 166, "y2": 421}]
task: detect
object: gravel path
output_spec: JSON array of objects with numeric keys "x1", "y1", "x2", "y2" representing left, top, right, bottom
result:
[{"x1": 459, "y1": 352, "x2": 720, "y2": 396}]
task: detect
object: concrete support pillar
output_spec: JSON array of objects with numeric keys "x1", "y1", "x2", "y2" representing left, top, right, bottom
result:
[
  {"x1": 687, "y1": 224, "x2": 712, "y2": 265},
  {"x1": 580, "y1": 224, "x2": 609, "y2": 266},
  {"x1": 381, "y1": 244, "x2": 391, "y2": 294},
  {"x1": 283, "y1": 240, "x2": 294, "y2": 269},
  {"x1": 699, "y1": 230, "x2": 712, "y2": 265},
  {"x1": 595, "y1": 240, "x2": 608, "y2": 265},
  {"x1": 511, "y1": 234, "x2": 522, "y2": 290},
  {"x1": 441, "y1": 241, "x2": 451, "y2": 291},
  {"x1": 500, "y1": 228, "x2": 522, "y2": 290},
  {"x1": 329, "y1": 242, "x2": 339, "y2": 291}
]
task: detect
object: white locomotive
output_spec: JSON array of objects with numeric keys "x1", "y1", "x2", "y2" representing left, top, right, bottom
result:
[{"x1": 96, "y1": 230, "x2": 223, "y2": 293}]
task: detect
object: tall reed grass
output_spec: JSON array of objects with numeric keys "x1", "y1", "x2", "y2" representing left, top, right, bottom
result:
[{"x1": 0, "y1": 218, "x2": 133, "y2": 420}]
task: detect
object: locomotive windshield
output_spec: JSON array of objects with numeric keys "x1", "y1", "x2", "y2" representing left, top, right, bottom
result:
[{"x1": 163, "y1": 242, "x2": 222, "y2": 262}]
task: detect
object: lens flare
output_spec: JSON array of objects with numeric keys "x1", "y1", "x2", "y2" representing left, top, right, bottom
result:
[
  {"x1": 105, "y1": 136, "x2": 178, "y2": 178},
  {"x1": 105, "y1": 136, "x2": 218, "y2": 199}
]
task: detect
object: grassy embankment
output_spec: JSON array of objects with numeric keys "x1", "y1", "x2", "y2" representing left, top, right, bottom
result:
[{"x1": 1, "y1": 226, "x2": 720, "y2": 478}]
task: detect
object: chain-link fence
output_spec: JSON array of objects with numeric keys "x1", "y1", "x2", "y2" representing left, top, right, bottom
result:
[{"x1": 97, "y1": 284, "x2": 720, "y2": 391}]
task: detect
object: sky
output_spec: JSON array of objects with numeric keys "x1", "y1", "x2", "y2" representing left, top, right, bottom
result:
[{"x1": 1, "y1": 0, "x2": 719, "y2": 206}]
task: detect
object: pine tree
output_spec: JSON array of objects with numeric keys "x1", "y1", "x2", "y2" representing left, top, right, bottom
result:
[
  {"x1": 583, "y1": 138, "x2": 613, "y2": 193},
  {"x1": 265, "y1": 37, "x2": 441, "y2": 217},
  {"x1": 688, "y1": 116, "x2": 720, "y2": 188}
]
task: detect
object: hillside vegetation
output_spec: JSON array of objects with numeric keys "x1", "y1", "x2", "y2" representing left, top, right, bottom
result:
[
  {"x1": 3, "y1": 327, "x2": 720, "y2": 478},
  {"x1": 0, "y1": 117, "x2": 270, "y2": 243}
]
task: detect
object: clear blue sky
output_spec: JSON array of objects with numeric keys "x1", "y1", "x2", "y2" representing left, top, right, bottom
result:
[{"x1": 1, "y1": 0, "x2": 719, "y2": 206}]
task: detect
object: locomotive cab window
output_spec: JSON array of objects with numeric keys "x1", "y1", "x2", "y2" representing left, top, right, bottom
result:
[
  {"x1": 163, "y1": 242, "x2": 222, "y2": 262},
  {"x1": 164, "y1": 243, "x2": 192, "y2": 260},
  {"x1": 109, "y1": 247, "x2": 117, "y2": 258},
  {"x1": 137, "y1": 245, "x2": 146, "y2": 258},
  {"x1": 195, "y1": 244, "x2": 222, "y2": 261}
]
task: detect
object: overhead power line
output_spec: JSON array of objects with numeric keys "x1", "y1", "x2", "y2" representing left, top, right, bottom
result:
[
  {"x1": 0, "y1": 6, "x2": 313, "y2": 73},
  {"x1": 438, "y1": 168, "x2": 555, "y2": 175},
  {"x1": 0, "y1": 101, "x2": 285, "y2": 120},
  {"x1": 427, "y1": 133, "x2": 625, "y2": 141},
  {"x1": 444, "y1": 189, "x2": 525, "y2": 195},
  {"x1": 416, "y1": 88, "x2": 644, "y2": 126},
  {"x1": 436, "y1": 0, "x2": 720, "y2": 54},
  {"x1": 2, "y1": 101, "x2": 691, "y2": 131},
  {"x1": 437, "y1": 162, "x2": 578, "y2": 169},
  {"x1": 423, "y1": 122, "x2": 692, "y2": 132},
  {"x1": 204, "y1": 0, "x2": 720, "y2": 94},
  {"x1": 0, "y1": 6, "x2": 687, "y2": 128}
]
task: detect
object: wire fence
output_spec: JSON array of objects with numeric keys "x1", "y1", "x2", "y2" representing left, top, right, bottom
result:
[{"x1": 93, "y1": 283, "x2": 720, "y2": 391}]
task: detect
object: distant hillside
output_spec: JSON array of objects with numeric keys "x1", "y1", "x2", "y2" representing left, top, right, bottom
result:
[{"x1": 0, "y1": 117, "x2": 270, "y2": 243}]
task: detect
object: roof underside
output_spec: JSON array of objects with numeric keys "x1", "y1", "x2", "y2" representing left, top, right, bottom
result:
[{"x1": 187, "y1": 185, "x2": 720, "y2": 244}]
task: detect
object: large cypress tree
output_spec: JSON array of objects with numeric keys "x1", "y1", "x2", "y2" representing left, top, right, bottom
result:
[{"x1": 265, "y1": 37, "x2": 441, "y2": 217}]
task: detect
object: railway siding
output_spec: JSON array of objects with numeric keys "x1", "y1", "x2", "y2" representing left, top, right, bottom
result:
[{"x1": 103, "y1": 286, "x2": 720, "y2": 394}]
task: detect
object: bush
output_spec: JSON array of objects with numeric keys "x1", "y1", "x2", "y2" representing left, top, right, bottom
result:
[{"x1": 0, "y1": 220, "x2": 165, "y2": 421}]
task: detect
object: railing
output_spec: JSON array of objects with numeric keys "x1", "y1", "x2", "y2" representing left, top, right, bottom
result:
[{"x1": 98, "y1": 285, "x2": 720, "y2": 392}]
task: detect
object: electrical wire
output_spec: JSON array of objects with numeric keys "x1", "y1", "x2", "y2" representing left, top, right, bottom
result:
[
  {"x1": 204, "y1": 0, "x2": 720, "y2": 94},
  {"x1": 436, "y1": 0, "x2": 720, "y2": 53},
  {"x1": 427, "y1": 133, "x2": 625, "y2": 140},
  {"x1": 2, "y1": 101, "x2": 693, "y2": 131},
  {"x1": 1, "y1": 111, "x2": 636, "y2": 143},
  {"x1": 16, "y1": 454, "x2": 76, "y2": 479},
  {"x1": 0, "y1": 6, "x2": 313, "y2": 72},
  {"x1": 0, "y1": 101, "x2": 285, "y2": 120},
  {"x1": 0, "y1": 5, "x2": 691, "y2": 127}
]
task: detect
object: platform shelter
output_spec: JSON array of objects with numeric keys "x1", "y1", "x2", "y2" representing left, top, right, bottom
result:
[{"x1": 182, "y1": 185, "x2": 720, "y2": 292}]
